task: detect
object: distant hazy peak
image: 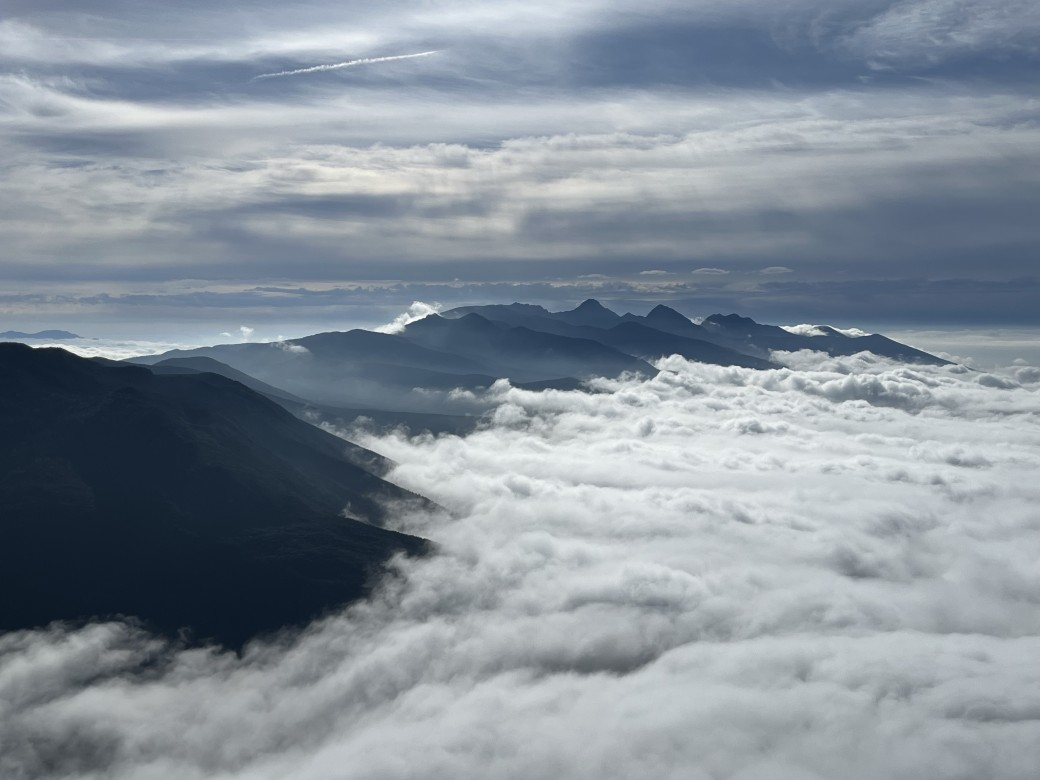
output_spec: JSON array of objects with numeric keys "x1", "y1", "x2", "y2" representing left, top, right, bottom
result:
[
  {"x1": 553, "y1": 299, "x2": 622, "y2": 328},
  {"x1": 0, "y1": 329, "x2": 82, "y2": 340},
  {"x1": 646, "y1": 305, "x2": 690, "y2": 322},
  {"x1": 703, "y1": 314, "x2": 759, "y2": 328},
  {"x1": 573, "y1": 298, "x2": 613, "y2": 312}
]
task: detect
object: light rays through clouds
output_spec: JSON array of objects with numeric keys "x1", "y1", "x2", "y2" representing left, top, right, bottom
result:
[
  {"x1": 3, "y1": 351, "x2": 1040, "y2": 778},
  {"x1": 252, "y1": 50, "x2": 442, "y2": 80}
]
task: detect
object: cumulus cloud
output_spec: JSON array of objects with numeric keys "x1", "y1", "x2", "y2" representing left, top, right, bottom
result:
[{"x1": 3, "y1": 353, "x2": 1040, "y2": 778}]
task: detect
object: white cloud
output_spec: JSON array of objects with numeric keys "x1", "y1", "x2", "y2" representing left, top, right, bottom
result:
[
  {"x1": 273, "y1": 340, "x2": 310, "y2": 354},
  {"x1": 374, "y1": 301, "x2": 443, "y2": 334},
  {"x1": 836, "y1": 0, "x2": 1040, "y2": 67},
  {"x1": 3, "y1": 352, "x2": 1040, "y2": 778},
  {"x1": 782, "y1": 324, "x2": 870, "y2": 337},
  {"x1": 221, "y1": 326, "x2": 256, "y2": 342},
  {"x1": 781, "y1": 323, "x2": 829, "y2": 336},
  {"x1": 760, "y1": 266, "x2": 794, "y2": 274},
  {"x1": 691, "y1": 267, "x2": 729, "y2": 275}
]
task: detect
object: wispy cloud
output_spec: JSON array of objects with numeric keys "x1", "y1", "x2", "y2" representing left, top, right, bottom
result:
[{"x1": 252, "y1": 50, "x2": 441, "y2": 80}]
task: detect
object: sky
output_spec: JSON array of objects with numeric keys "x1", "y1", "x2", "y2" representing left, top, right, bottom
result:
[
  {"x1": 1, "y1": 0, "x2": 1039, "y2": 338},
  {"x1": 4, "y1": 352, "x2": 1040, "y2": 778}
]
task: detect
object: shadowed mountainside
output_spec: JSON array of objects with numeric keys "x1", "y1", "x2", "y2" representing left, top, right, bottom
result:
[{"x1": 0, "y1": 343, "x2": 430, "y2": 648}]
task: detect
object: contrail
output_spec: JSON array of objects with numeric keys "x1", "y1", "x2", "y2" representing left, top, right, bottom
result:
[{"x1": 252, "y1": 50, "x2": 440, "y2": 81}]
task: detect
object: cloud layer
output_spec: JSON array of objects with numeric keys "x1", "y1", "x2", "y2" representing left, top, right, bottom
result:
[
  {"x1": 0, "y1": 0, "x2": 1037, "y2": 325},
  {"x1": 3, "y1": 351, "x2": 1039, "y2": 778}
]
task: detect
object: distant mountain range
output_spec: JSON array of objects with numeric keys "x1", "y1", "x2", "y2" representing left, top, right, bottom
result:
[
  {"x1": 0, "y1": 305, "x2": 948, "y2": 646},
  {"x1": 0, "y1": 343, "x2": 429, "y2": 648},
  {"x1": 132, "y1": 300, "x2": 947, "y2": 431},
  {"x1": 0, "y1": 329, "x2": 81, "y2": 340}
]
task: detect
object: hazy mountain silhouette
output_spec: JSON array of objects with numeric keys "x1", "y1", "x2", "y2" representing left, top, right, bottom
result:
[
  {"x1": 133, "y1": 331, "x2": 503, "y2": 414},
  {"x1": 152, "y1": 356, "x2": 480, "y2": 437},
  {"x1": 444, "y1": 301, "x2": 947, "y2": 366},
  {"x1": 552, "y1": 298, "x2": 623, "y2": 328},
  {"x1": 151, "y1": 355, "x2": 310, "y2": 404},
  {"x1": 594, "y1": 322, "x2": 773, "y2": 368},
  {"x1": 0, "y1": 329, "x2": 81, "y2": 339},
  {"x1": 137, "y1": 315, "x2": 656, "y2": 418},
  {"x1": 134, "y1": 302, "x2": 946, "y2": 428},
  {"x1": 701, "y1": 314, "x2": 950, "y2": 364},
  {"x1": 400, "y1": 313, "x2": 656, "y2": 382},
  {"x1": 0, "y1": 343, "x2": 429, "y2": 648},
  {"x1": 441, "y1": 303, "x2": 771, "y2": 368}
]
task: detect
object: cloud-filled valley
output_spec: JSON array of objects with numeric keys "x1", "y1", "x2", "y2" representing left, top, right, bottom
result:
[{"x1": 3, "y1": 350, "x2": 1039, "y2": 779}]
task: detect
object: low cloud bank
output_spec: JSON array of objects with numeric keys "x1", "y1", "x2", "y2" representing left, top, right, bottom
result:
[{"x1": 3, "y1": 353, "x2": 1040, "y2": 779}]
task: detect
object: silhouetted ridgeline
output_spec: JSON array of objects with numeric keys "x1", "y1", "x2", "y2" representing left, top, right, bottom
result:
[
  {"x1": 133, "y1": 301, "x2": 946, "y2": 430},
  {"x1": 0, "y1": 343, "x2": 429, "y2": 648}
]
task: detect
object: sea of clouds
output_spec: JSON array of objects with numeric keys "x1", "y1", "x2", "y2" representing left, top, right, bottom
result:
[{"x1": 3, "y1": 351, "x2": 1040, "y2": 779}]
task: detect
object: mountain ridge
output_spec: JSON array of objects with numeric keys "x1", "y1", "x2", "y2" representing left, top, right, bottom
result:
[
  {"x1": 0, "y1": 343, "x2": 431, "y2": 648},
  {"x1": 128, "y1": 301, "x2": 948, "y2": 432}
]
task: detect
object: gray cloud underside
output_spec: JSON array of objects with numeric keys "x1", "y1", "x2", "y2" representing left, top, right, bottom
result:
[
  {"x1": 2, "y1": 353, "x2": 1040, "y2": 778},
  {"x1": 1, "y1": 0, "x2": 1038, "y2": 324}
]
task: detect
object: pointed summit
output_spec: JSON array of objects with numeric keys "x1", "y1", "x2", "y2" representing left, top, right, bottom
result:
[
  {"x1": 554, "y1": 299, "x2": 621, "y2": 329},
  {"x1": 639, "y1": 304, "x2": 709, "y2": 339},
  {"x1": 646, "y1": 304, "x2": 689, "y2": 324}
]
